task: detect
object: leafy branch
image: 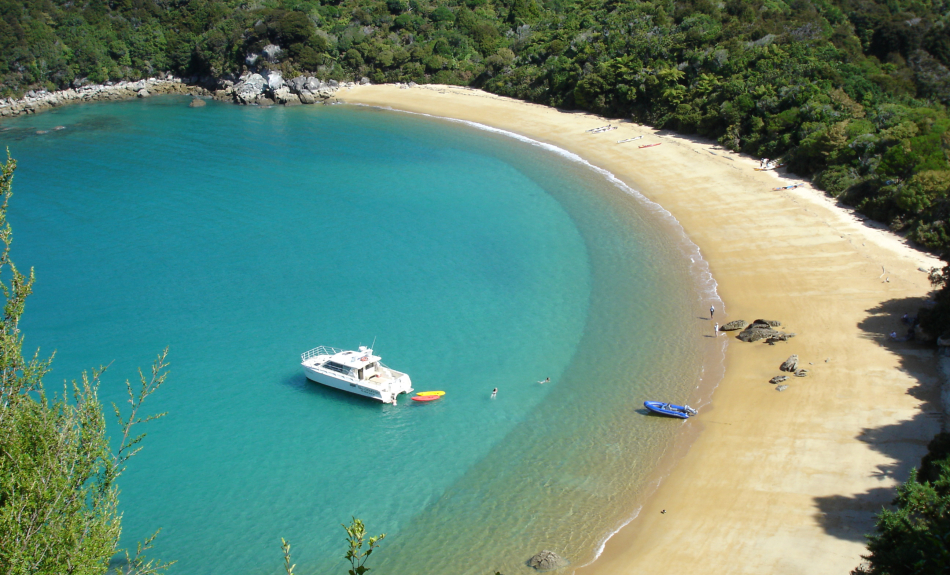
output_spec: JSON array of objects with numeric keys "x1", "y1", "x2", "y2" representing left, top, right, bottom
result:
[{"x1": 343, "y1": 517, "x2": 386, "y2": 575}]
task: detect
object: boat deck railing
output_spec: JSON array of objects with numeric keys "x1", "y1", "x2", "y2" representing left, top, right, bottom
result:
[{"x1": 301, "y1": 346, "x2": 343, "y2": 362}]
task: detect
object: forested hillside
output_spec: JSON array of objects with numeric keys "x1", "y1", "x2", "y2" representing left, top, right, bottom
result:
[{"x1": 1, "y1": 0, "x2": 948, "y2": 252}]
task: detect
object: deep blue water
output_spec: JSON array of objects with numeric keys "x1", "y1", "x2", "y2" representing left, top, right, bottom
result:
[{"x1": 1, "y1": 97, "x2": 711, "y2": 575}]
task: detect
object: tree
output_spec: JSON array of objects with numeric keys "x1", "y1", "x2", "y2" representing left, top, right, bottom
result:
[
  {"x1": 0, "y1": 152, "x2": 172, "y2": 575},
  {"x1": 854, "y1": 433, "x2": 950, "y2": 575}
]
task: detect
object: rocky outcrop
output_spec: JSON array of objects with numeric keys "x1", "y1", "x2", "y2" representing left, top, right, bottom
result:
[
  {"x1": 267, "y1": 71, "x2": 284, "y2": 90},
  {"x1": 221, "y1": 73, "x2": 342, "y2": 106},
  {"x1": 769, "y1": 375, "x2": 788, "y2": 384},
  {"x1": 720, "y1": 319, "x2": 747, "y2": 331},
  {"x1": 0, "y1": 77, "x2": 210, "y2": 119},
  {"x1": 528, "y1": 550, "x2": 567, "y2": 571},
  {"x1": 262, "y1": 44, "x2": 283, "y2": 63},
  {"x1": 232, "y1": 73, "x2": 267, "y2": 104},
  {"x1": 780, "y1": 355, "x2": 799, "y2": 372},
  {"x1": 736, "y1": 319, "x2": 795, "y2": 343},
  {"x1": 0, "y1": 71, "x2": 353, "y2": 120},
  {"x1": 794, "y1": 369, "x2": 808, "y2": 377}
]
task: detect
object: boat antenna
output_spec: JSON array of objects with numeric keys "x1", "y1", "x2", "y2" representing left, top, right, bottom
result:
[{"x1": 370, "y1": 336, "x2": 377, "y2": 353}]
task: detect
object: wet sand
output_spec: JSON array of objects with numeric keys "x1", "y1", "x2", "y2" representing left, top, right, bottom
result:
[{"x1": 342, "y1": 84, "x2": 945, "y2": 574}]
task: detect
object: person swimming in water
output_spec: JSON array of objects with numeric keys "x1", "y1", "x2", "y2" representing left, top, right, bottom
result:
[
  {"x1": 538, "y1": 377, "x2": 550, "y2": 384},
  {"x1": 491, "y1": 388, "x2": 497, "y2": 398}
]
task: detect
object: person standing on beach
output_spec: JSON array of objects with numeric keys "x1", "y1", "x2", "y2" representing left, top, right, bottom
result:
[
  {"x1": 710, "y1": 305, "x2": 715, "y2": 319},
  {"x1": 714, "y1": 322, "x2": 719, "y2": 335}
]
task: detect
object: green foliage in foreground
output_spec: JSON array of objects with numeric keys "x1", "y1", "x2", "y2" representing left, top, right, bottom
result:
[
  {"x1": 342, "y1": 517, "x2": 386, "y2": 575},
  {"x1": 0, "y1": 154, "x2": 172, "y2": 575},
  {"x1": 281, "y1": 518, "x2": 385, "y2": 575},
  {"x1": 855, "y1": 432, "x2": 950, "y2": 575}
]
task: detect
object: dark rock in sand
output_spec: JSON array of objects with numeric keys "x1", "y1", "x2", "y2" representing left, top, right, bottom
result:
[
  {"x1": 528, "y1": 550, "x2": 568, "y2": 571},
  {"x1": 754, "y1": 319, "x2": 782, "y2": 327},
  {"x1": 780, "y1": 355, "x2": 799, "y2": 372},
  {"x1": 794, "y1": 369, "x2": 808, "y2": 377},
  {"x1": 720, "y1": 320, "x2": 747, "y2": 331},
  {"x1": 769, "y1": 376, "x2": 788, "y2": 384},
  {"x1": 776, "y1": 384, "x2": 789, "y2": 391},
  {"x1": 737, "y1": 325, "x2": 783, "y2": 342}
]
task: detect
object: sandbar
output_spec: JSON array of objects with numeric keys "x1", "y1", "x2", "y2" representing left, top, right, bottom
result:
[{"x1": 342, "y1": 84, "x2": 945, "y2": 575}]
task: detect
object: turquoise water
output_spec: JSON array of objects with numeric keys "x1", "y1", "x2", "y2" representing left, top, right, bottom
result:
[{"x1": 1, "y1": 97, "x2": 715, "y2": 575}]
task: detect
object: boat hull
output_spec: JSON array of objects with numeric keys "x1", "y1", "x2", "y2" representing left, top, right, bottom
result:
[
  {"x1": 644, "y1": 401, "x2": 694, "y2": 419},
  {"x1": 303, "y1": 366, "x2": 412, "y2": 403}
]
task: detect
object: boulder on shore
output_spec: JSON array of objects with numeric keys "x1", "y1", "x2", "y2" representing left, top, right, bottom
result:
[
  {"x1": 720, "y1": 319, "x2": 747, "y2": 331},
  {"x1": 769, "y1": 375, "x2": 788, "y2": 384},
  {"x1": 754, "y1": 319, "x2": 782, "y2": 327},
  {"x1": 780, "y1": 355, "x2": 799, "y2": 372},
  {"x1": 233, "y1": 74, "x2": 266, "y2": 104},
  {"x1": 737, "y1": 325, "x2": 781, "y2": 342},
  {"x1": 267, "y1": 71, "x2": 284, "y2": 90},
  {"x1": 528, "y1": 550, "x2": 568, "y2": 571}
]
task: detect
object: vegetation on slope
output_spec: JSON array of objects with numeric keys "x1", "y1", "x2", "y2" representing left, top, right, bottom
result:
[
  {"x1": 855, "y1": 432, "x2": 950, "y2": 575},
  {"x1": 6, "y1": 0, "x2": 948, "y2": 260}
]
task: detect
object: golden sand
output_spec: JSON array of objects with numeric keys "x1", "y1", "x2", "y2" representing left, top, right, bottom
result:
[{"x1": 342, "y1": 84, "x2": 945, "y2": 575}]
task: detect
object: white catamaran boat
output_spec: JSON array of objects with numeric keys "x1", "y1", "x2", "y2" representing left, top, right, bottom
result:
[{"x1": 300, "y1": 345, "x2": 413, "y2": 403}]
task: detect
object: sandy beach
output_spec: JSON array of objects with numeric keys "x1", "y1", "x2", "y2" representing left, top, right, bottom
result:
[{"x1": 342, "y1": 84, "x2": 946, "y2": 574}]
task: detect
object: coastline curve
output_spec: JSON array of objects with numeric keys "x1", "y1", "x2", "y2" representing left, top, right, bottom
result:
[{"x1": 349, "y1": 101, "x2": 730, "y2": 570}]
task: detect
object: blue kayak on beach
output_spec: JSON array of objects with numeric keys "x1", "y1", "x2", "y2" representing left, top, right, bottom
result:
[{"x1": 644, "y1": 401, "x2": 698, "y2": 419}]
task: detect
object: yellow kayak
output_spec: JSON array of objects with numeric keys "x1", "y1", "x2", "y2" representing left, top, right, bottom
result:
[{"x1": 416, "y1": 391, "x2": 445, "y2": 397}]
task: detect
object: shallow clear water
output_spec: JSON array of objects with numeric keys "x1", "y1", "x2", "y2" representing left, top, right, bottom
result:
[{"x1": 1, "y1": 97, "x2": 712, "y2": 575}]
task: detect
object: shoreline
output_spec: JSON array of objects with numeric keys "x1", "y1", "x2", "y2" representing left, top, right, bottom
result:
[{"x1": 340, "y1": 84, "x2": 944, "y2": 574}]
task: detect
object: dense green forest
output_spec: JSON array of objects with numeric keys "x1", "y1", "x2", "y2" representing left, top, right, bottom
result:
[{"x1": 0, "y1": 0, "x2": 948, "y2": 267}]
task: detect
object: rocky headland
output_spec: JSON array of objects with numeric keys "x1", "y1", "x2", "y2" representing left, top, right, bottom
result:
[{"x1": 0, "y1": 67, "x2": 377, "y2": 120}]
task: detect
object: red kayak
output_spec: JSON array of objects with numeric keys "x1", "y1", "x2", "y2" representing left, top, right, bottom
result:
[{"x1": 411, "y1": 395, "x2": 441, "y2": 402}]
